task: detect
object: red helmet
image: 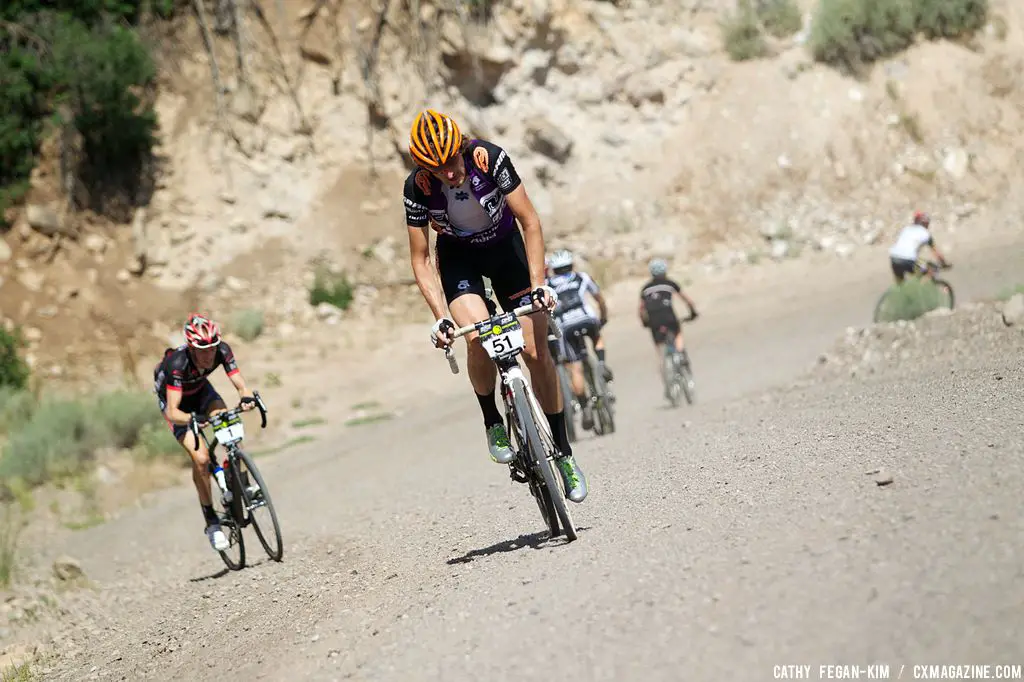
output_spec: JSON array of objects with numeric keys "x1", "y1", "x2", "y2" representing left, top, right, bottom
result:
[
  {"x1": 183, "y1": 313, "x2": 221, "y2": 349},
  {"x1": 913, "y1": 211, "x2": 930, "y2": 227}
]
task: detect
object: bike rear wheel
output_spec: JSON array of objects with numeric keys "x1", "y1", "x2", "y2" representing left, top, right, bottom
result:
[
  {"x1": 585, "y1": 349, "x2": 615, "y2": 435},
  {"x1": 662, "y1": 346, "x2": 681, "y2": 407},
  {"x1": 511, "y1": 379, "x2": 577, "y2": 542},
  {"x1": 236, "y1": 450, "x2": 283, "y2": 562}
]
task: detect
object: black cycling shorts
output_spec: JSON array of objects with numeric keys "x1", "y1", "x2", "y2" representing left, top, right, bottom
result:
[
  {"x1": 560, "y1": 317, "x2": 601, "y2": 363},
  {"x1": 157, "y1": 382, "x2": 225, "y2": 442},
  {"x1": 435, "y1": 229, "x2": 533, "y2": 313},
  {"x1": 890, "y1": 257, "x2": 917, "y2": 281},
  {"x1": 648, "y1": 317, "x2": 680, "y2": 345}
]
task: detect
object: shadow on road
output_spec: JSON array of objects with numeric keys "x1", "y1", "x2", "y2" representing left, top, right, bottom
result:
[
  {"x1": 189, "y1": 558, "x2": 269, "y2": 582},
  {"x1": 446, "y1": 527, "x2": 593, "y2": 565}
]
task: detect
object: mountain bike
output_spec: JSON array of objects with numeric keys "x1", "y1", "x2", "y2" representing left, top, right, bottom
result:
[
  {"x1": 656, "y1": 315, "x2": 697, "y2": 408},
  {"x1": 872, "y1": 260, "x2": 955, "y2": 323},
  {"x1": 443, "y1": 303, "x2": 579, "y2": 542},
  {"x1": 548, "y1": 328, "x2": 579, "y2": 443},
  {"x1": 565, "y1": 324, "x2": 615, "y2": 436},
  {"x1": 189, "y1": 392, "x2": 283, "y2": 570}
]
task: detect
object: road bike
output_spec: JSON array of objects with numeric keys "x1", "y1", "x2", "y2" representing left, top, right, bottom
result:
[
  {"x1": 563, "y1": 323, "x2": 615, "y2": 436},
  {"x1": 655, "y1": 314, "x2": 697, "y2": 408},
  {"x1": 442, "y1": 303, "x2": 579, "y2": 542},
  {"x1": 189, "y1": 392, "x2": 283, "y2": 570},
  {"x1": 872, "y1": 260, "x2": 955, "y2": 323}
]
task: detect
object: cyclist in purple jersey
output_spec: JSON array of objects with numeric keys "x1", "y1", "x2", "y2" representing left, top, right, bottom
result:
[{"x1": 403, "y1": 109, "x2": 586, "y2": 504}]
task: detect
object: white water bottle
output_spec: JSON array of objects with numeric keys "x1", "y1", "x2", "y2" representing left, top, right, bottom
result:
[{"x1": 212, "y1": 463, "x2": 232, "y2": 503}]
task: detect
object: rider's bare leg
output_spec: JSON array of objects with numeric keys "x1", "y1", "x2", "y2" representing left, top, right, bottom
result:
[
  {"x1": 568, "y1": 360, "x2": 586, "y2": 396},
  {"x1": 448, "y1": 294, "x2": 500, "y2": 415},
  {"x1": 182, "y1": 433, "x2": 214, "y2": 509}
]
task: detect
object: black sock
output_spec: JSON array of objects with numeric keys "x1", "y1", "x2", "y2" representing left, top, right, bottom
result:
[
  {"x1": 202, "y1": 504, "x2": 218, "y2": 526},
  {"x1": 476, "y1": 390, "x2": 504, "y2": 428},
  {"x1": 596, "y1": 348, "x2": 606, "y2": 362},
  {"x1": 546, "y1": 411, "x2": 572, "y2": 458}
]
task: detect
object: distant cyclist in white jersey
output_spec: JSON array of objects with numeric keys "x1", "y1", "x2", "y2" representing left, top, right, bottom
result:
[
  {"x1": 545, "y1": 249, "x2": 612, "y2": 431},
  {"x1": 888, "y1": 211, "x2": 950, "y2": 284}
]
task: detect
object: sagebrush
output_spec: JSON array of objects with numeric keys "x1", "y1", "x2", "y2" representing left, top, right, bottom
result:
[
  {"x1": 0, "y1": 389, "x2": 181, "y2": 487},
  {"x1": 809, "y1": 0, "x2": 988, "y2": 71},
  {"x1": 875, "y1": 277, "x2": 951, "y2": 322}
]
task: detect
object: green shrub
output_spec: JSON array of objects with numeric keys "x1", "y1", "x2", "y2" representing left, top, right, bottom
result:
[
  {"x1": 809, "y1": 0, "x2": 987, "y2": 71},
  {"x1": 914, "y1": 0, "x2": 987, "y2": 38},
  {"x1": 0, "y1": 387, "x2": 36, "y2": 432},
  {"x1": 231, "y1": 309, "x2": 265, "y2": 342},
  {"x1": 722, "y1": 0, "x2": 769, "y2": 60},
  {"x1": 875, "y1": 277, "x2": 951, "y2": 322},
  {"x1": 0, "y1": 328, "x2": 30, "y2": 391},
  {"x1": 0, "y1": 390, "x2": 174, "y2": 486},
  {"x1": 761, "y1": 0, "x2": 804, "y2": 38},
  {"x1": 0, "y1": 503, "x2": 22, "y2": 588},
  {"x1": 309, "y1": 268, "x2": 354, "y2": 311},
  {"x1": 0, "y1": 1, "x2": 165, "y2": 223},
  {"x1": 136, "y1": 422, "x2": 182, "y2": 461}
]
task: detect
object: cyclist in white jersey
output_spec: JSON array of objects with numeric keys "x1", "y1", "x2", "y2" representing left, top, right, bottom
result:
[
  {"x1": 888, "y1": 211, "x2": 950, "y2": 283},
  {"x1": 545, "y1": 249, "x2": 612, "y2": 431}
]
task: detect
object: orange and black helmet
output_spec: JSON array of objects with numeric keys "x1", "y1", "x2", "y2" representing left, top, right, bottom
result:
[{"x1": 409, "y1": 109, "x2": 463, "y2": 168}]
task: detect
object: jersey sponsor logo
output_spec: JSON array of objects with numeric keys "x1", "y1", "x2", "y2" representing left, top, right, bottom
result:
[
  {"x1": 479, "y1": 188, "x2": 504, "y2": 222},
  {"x1": 473, "y1": 147, "x2": 489, "y2": 173},
  {"x1": 415, "y1": 170, "x2": 433, "y2": 196},
  {"x1": 497, "y1": 168, "x2": 513, "y2": 191}
]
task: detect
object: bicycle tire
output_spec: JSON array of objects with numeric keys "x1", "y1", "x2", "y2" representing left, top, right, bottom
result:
[
  {"x1": 236, "y1": 449, "x2": 284, "y2": 562},
  {"x1": 933, "y1": 279, "x2": 955, "y2": 310},
  {"x1": 663, "y1": 346, "x2": 680, "y2": 407},
  {"x1": 507, "y1": 393, "x2": 560, "y2": 538},
  {"x1": 586, "y1": 349, "x2": 614, "y2": 435},
  {"x1": 511, "y1": 378, "x2": 577, "y2": 542},
  {"x1": 873, "y1": 287, "x2": 895, "y2": 323},
  {"x1": 215, "y1": 465, "x2": 246, "y2": 571},
  {"x1": 556, "y1": 364, "x2": 577, "y2": 443},
  {"x1": 678, "y1": 364, "x2": 695, "y2": 405}
]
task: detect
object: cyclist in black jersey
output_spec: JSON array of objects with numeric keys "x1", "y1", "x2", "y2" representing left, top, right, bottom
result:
[
  {"x1": 638, "y1": 259, "x2": 699, "y2": 373},
  {"x1": 403, "y1": 108, "x2": 586, "y2": 504},
  {"x1": 153, "y1": 313, "x2": 258, "y2": 552}
]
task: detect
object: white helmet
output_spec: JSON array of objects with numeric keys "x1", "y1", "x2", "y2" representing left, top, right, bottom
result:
[
  {"x1": 547, "y1": 249, "x2": 574, "y2": 271},
  {"x1": 648, "y1": 259, "x2": 667, "y2": 277}
]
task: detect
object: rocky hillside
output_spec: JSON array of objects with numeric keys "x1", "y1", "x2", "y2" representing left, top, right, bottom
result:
[{"x1": 2, "y1": 0, "x2": 1023, "y2": 389}]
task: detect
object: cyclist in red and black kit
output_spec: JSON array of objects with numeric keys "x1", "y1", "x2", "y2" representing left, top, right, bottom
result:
[
  {"x1": 153, "y1": 313, "x2": 257, "y2": 552},
  {"x1": 403, "y1": 108, "x2": 587, "y2": 503}
]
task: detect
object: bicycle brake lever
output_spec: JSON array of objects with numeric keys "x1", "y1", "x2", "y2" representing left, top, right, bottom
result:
[{"x1": 445, "y1": 347, "x2": 460, "y2": 374}]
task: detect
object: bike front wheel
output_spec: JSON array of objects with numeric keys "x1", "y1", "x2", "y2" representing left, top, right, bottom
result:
[
  {"x1": 235, "y1": 449, "x2": 284, "y2": 562},
  {"x1": 511, "y1": 379, "x2": 577, "y2": 542},
  {"x1": 933, "y1": 278, "x2": 955, "y2": 310}
]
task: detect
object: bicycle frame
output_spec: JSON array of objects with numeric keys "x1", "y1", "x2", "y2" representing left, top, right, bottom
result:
[{"x1": 443, "y1": 306, "x2": 562, "y2": 471}]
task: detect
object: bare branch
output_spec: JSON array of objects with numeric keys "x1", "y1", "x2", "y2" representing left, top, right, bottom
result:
[
  {"x1": 192, "y1": 0, "x2": 237, "y2": 188},
  {"x1": 0, "y1": 19, "x2": 49, "y2": 54},
  {"x1": 230, "y1": 0, "x2": 250, "y2": 86},
  {"x1": 248, "y1": 0, "x2": 316, "y2": 139}
]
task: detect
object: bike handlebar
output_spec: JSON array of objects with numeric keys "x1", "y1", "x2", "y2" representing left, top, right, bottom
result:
[
  {"x1": 189, "y1": 390, "x2": 268, "y2": 450},
  {"x1": 442, "y1": 304, "x2": 560, "y2": 375}
]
